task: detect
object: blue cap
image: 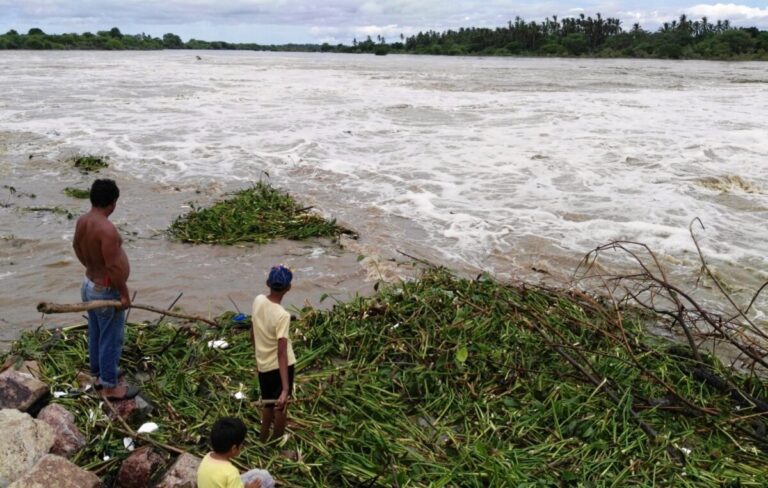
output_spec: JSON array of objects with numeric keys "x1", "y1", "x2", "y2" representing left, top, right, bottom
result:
[{"x1": 267, "y1": 265, "x2": 293, "y2": 290}]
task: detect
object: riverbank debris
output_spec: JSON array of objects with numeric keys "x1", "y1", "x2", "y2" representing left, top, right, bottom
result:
[{"x1": 6, "y1": 267, "x2": 768, "y2": 485}]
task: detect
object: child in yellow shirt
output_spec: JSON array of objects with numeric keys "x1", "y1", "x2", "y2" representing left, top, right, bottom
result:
[{"x1": 197, "y1": 417, "x2": 263, "y2": 488}]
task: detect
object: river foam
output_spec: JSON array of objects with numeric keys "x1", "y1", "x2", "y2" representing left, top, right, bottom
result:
[{"x1": 1, "y1": 52, "x2": 768, "y2": 336}]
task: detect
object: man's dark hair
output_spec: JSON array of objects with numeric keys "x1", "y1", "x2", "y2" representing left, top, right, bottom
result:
[
  {"x1": 90, "y1": 179, "x2": 120, "y2": 208},
  {"x1": 210, "y1": 417, "x2": 247, "y2": 454}
]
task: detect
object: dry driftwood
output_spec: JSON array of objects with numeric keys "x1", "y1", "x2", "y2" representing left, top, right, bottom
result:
[{"x1": 37, "y1": 300, "x2": 219, "y2": 328}]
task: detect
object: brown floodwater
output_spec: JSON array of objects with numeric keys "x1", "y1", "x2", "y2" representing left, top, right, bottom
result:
[
  {"x1": 2, "y1": 52, "x2": 768, "y2": 351},
  {"x1": 0, "y1": 137, "x2": 401, "y2": 349}
]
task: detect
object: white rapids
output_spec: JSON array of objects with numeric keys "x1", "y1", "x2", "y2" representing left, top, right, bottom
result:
[{"x1": 1, "y1": 51, "x2": 767, "y2": 341}]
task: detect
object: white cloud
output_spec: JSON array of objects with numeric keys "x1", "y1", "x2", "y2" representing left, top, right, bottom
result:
[
  {"x1": 309, "y1": 26, "x2": 341, "y2": 36},
  {"x1": 358, "y1": 2, "x2": 384, "y2": 15},
  {"x1": 617, "y1": 9, "x2": 679, "y2": 26},
  {"x1": 687, "y1": 3, "x2": 768, "y2": 20},
  {"x1": 2, "y1": 1, "x2": 768, "y2": 44},
  {"x1": 352, "y1": 24, "x2": 412, "y2": 40}
]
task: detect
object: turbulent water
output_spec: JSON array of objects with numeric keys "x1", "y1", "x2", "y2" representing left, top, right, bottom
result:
[{"x1": 1, "y1": 51, "x2": 768, "y2": 345}]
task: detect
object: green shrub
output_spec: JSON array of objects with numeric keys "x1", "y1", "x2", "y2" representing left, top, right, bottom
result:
[
  {"x1": 655, "y1": 42, "x2": 683, "y2": 59},
  {"x1": 562, "y1": 33, "x2": 589, "y2": 55},
  {"x1": 104, "y1": 38, "x2": 124, "y2": 50}
]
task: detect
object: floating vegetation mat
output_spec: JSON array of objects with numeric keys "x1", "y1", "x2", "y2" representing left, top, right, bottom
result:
[
  {"x1": 63, "y1": 187, "x2": 90, "y2": 199},
  {"x1": 168, "y1": 181, "x2": 354, "y2": 244},
  {"x1": 72, "y1": 154, "x2": 109, "y2": 172},
  {"x1": 22, "y1": 205, "x2": 75, "y2": 219},
  {"x1": 5, "y1": 269, "x2": 768, "y2": 486}
]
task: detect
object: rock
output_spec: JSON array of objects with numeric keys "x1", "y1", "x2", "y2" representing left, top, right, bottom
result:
[
  {"x1": 17, "y1": 361, "x2": 42, "y2": 379},
  {"x1": 0, "y1": 409, "x2": 55, "y2": 487},
  {"x1": 107, "y1": 395, "x2": 154, "y2": 425},
  {"x1": 7, "y1": 454, "x2": 101, "y2": 488},
  {"x1": 1, "y1": 360, "x2": 42, "y2": 379},
  {"x1": 37, "y1": 404, "x2": 86, "y2": 457},
  {"x1": 0, "y1": 355, "x2": 20, "y2": 373},
  {"x1": 76, "y1": 371, "x2": 96, "y2": 390},
  {"x1": 155, "y1": 453, "x2": 202, "y2": 488},
  {"x1": 116, "y1": 446, "x2": 165, "y2": 488},
  {"x1": 0, "y1": 368, "x2": 48, "y2": 411}
]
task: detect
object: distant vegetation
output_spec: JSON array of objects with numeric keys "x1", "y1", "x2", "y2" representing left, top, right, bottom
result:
[
  {"x1": 0, "y1": 27, "x2": 318, "y2": 51},
  {"x1": 398, "y1": 14, "x2": 768, "y2": 60},
  {"x1": 2, "y1": 14, "x2": 768, "y2": 60}
]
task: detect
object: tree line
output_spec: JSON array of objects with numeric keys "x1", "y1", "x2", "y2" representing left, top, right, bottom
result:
[
  {"x1": 2, "y1": 14, "x2": 767, "y2": 60},
  {"x1": 396, "y1": 14, "x2": 768, "y2": 59},
  {"x1": 0, "y1": 27, "x2": 262, "y2": 50}
]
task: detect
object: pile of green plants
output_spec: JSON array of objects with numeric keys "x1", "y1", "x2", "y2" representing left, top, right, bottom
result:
[
  {"x1": 5, "y1": 268, "x2": 768, "y2": 486},
  {"x1": 72, "y1": 154, "x2": 109, "y2": 172},
  {"x1": 168, "y1": 181, "x2": 353, "y2": 244},
  {"x1": 64, "y1": 187, "x2": 90, "y2": 199}
]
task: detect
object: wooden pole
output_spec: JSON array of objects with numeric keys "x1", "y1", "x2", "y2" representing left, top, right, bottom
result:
[{"x1": 37, "y1": 301, "x2": 220, "y2": 328}]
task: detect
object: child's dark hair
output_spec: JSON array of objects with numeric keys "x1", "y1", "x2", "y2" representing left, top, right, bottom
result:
[
  {"x1": 90, "y1": 179, "x2": 120, "y2": 208},
  {"x1": 210, "y1": 417, "x2": 247, "y2": 454}
]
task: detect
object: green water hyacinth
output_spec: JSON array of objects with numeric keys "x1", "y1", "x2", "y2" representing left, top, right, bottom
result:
[
  {"x1": 168, "y1": 182, "x2": 353, "y2": 245},
  {"x1": 64, "y1": 187, "x2": 90, "y2": 199},
  {"x1": 4, "y1": 269, "x2": 768, "y2": 486},
  {"x1": 72, "y1": 154, "x2": 109, "y2": 173}
]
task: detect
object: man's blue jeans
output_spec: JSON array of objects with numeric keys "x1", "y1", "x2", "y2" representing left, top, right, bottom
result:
[{"x1": 81, "y1": 278, "x2": 125, "y2": 388}]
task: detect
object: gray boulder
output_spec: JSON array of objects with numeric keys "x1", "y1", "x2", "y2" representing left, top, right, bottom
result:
[
  {"x1": 116, "y1": 446, "x2": 165, "y2": 488},
  {"x1": 0, "y1": 409, "x2": 55, "y2": 487},
  {"x1": 108, "y1": 394, "x2": 154, "y2": 425},
  {"x1": 15, "y1": 360, "x2": 42, "y2": 379},
  {"x1": 8, "y1": 454, "x2": 101, "y2": 488},
  {"x1": 37, "y1": 403, "x2": 86, "y2": 457},
  {"x1": 155, "y1": 453, "x2": 202, "y2": 488},
  {"x1": 0, "y1": 368, "x2": 48, "y2": 411}
]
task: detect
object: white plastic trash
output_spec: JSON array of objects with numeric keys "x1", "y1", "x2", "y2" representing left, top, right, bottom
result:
[
  {"x1": 137, "y1": 422, "x2": 159, "y2": 434},
  {"x1": 123, "y1": 437, "x2": 135, "y2": 451},
  {"x1": 240, "y1": 469, "x2": 275, "y2": 488}
]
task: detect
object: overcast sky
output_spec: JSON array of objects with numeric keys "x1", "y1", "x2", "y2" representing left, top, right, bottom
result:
[{"x1": 2, "y1": 1, "x2": 767, "y2": 44}]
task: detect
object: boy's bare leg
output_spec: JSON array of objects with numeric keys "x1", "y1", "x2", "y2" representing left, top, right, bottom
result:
[
  {"x1": 260, "y1": 407, "x2": 274, "y2": 443},
  {"x1": 272, "y1": 405, "x2": 288, "y2": 441}
]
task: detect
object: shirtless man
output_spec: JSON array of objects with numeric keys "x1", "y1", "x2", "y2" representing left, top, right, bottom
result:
[{"x1": 73, "y1": 179, "x2": 138, "y2": 400}]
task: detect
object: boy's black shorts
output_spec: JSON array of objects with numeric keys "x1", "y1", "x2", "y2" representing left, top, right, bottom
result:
[{"x1": 258, "y1": 364, "x2": 295, "y2": 402}]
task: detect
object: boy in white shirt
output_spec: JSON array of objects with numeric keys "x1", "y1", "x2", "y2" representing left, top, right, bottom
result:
[{"x1": 252, "y1": 265, "x2": 296, "y2": 443}]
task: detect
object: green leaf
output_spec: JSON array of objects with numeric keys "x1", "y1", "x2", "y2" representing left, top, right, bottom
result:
[{"x1": 456, "y1": 345, "x2": 468, "y2": 364}]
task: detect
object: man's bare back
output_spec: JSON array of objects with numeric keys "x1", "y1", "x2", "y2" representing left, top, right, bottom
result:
[{"x1": 73, "y1": 208, "x2": 131, "y2": 307}]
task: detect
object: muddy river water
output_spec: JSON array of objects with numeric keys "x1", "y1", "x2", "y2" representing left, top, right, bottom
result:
[{"x1": 1, "y1": 51, "x2": 767, "y2": 347}]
